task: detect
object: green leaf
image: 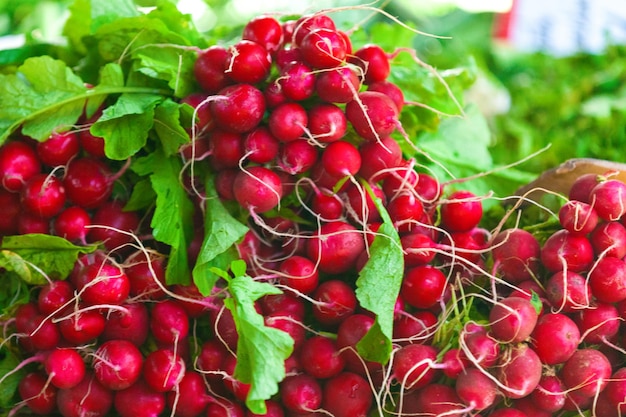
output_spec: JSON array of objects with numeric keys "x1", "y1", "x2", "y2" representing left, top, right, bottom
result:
[
  {"x1": 192, "y1": 174, "x2": 248, "y2": 296},
  {"x1": 0, "y1": 56, "x2": 87, "y2": 144},
  {"x1": 91, "y1": 93, "x2": 163, "y2": 160},
  {"x1": 63, "y1": 0, "x2": 91, "y2": 55},
  {"x1": 135, "y1": 45, "x2": 198, "y2": 98},
  {"x1": 0, "y1": 234, "x2": 97, "y2": 285},
  {"x1": 85, "y1": 62, "x2": 125, "y2": 117},
  {"x1": 0, "y1": 348, "x2": 25, "y2": 408},
  {"x1": 146, "y1": 150, "x2": 195, "y2": 285},
  {"x1": 125, "y1": 178, "x2": 156, "y2": 211},
  {"x1": 91, "y1": 0, "x2": 141, "y2": 32},
  {"x1": 355, "y1": 191, "x2": 404, "y2": 364},
  {"x1": 153, "y1": 99, "x2": 191, "y2": 156},
  {"x1": 224, "y1": 274, "x2": 294, "y2": 414}
]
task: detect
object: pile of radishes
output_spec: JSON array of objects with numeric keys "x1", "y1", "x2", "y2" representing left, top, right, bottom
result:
[{"x1": 4, "y1": 8, "x2": 626, "y2": 417}]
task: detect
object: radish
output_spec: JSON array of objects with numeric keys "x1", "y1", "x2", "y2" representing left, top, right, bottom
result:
[
  {"x1": 242, "y1": 15, "x2": 283, "y2": 52},
  {"x1": 311, "y1": 279, "x2": 357, "y2": 325},
  {"x1": 268, "y1": 102, "x2": 308, "y2": 142},
  {"x1": 561, "y1": 348, "x2": 612, "y2": 398},
  {"x1": 575, "y1": 302, "x2": 621, "y2": 344},
  {"x1": 306, "y1": 221, "x2": 365, "y2": 274},
  {"x1": 368, "y1": 80, "x2": 405, "y2": 112},
  {"x1": 315, "y1": 66, "x2": 361, "y2": 103},
  {"x1": 398, "y1": 383, "x2": 464, "y2": 416},
  {"x1": 358, "y1": 136, "x2": 403, "y2": 181},
  {"x1": 260, "y1": 292, "x2": 306, "y2": 319},
  {"x1": 278, "y1": 255, "x2": 319, "y2": 294},
  {"x1": 244, "y1": 126, "x2": 280, "y2": 164},
  {"x1": 344, "y1": 181, "x2": 385, "y2": 224},
  {"x1": 439, "y1": 190, "x2": 483, "y2": 233},
  {"x1": 320, "y1": 140, "x2": 361, "y2": 178},
  {"x1": 540, "y1": 229, "x2": 594, "y2": 273},
  {"x1": 93, "y1": 339, "x2": 143, "y2": 391},
  {"x1": 391, "y1": 343, "x2": 439, "y2": 390},
  {"x1": 307, "y1": 103, "x2": 347, "y2": 143},
  {"x1": 17, "y1": 211, "x2": 50, "y2": 234},
  {"x1": 602, "y1": 367, "x2": 626, "y2": 414},
  {"x1": 401, "y1": 265, "x2": 447, "y2": 309},
  {"x1": 75, "y1": 260, "x2": 130, "y2": 306},
  {"x1": 558, "y1": 200, "x2": 599, "y2": 235},
  {"x1": 206, "y1": 400, "x2": 245, "y2": 417},
  {"x1": 496, "y1": 343, "x2": 542, "y2": 399},
  {"x1": 393, "y1": 310, "x2": 437, "y2": 345},
  {"x1": 352, "y1": 44, "x2": 390, "y2": 84},
  {"x1": 568, "y1": 172, "x2": 600, "y2": 203},
  {"x1": 321, "y1": 372, "x2": 372, "y2": 417},
  {"x1": 459, "y1": 326, "x2": 500, "y2": 368},
  {"x1": 274, "y1": 46, "x2": 302, "y2": 71},
  {"x1": 387, "y1": 192, "x2": 425, "y2": 233},
  {"x1": 226, "y1": 40, "x2": 272, "y2": 85},
  {"x1": 279, "y1": 61, "x2": 315, "y2": 101},
  {"x1": 401, "y1": 232, "x2": 436, "y2": 267},
  {"x1": 56, "y1": 372, "x2": 113, "y2": 417},
  {"x1": 211, "y1": 83, "x2": 266, "y2": 133},
  {"x1": 530, "y1": 312, "x2": 580, "y2": 365},
  {"x1": 233, "y1": 166, "x2": 283, "y2": 213},
  {"x1": 58, "y1": 308, "x2": 106, "y2": 345},
  {"x1": 207, "y1": 129, "x2": 244, "y2": 170},
  {"x1": 15, "y1": 302, "x2": 61, "y2": 351},
  {"x1": 279, "y1": 374, "x2": 322, "y2": 413},
  {"x1": 20, "y1": 173, "x2": 66, "y2": 219},
  {"x1": 222, "y1": 353, "x2": 252, "y2": 402},
  {"x1": 345, "y1": 91, "x2": 399, "y2": 141},
  {"x1": 100, "y1": 302, "x2": 150, "y2": 346},
  {"x1": 0, "y1": 140, "x2": 41, "y2": 192},
  {"x1": 62, "y1": 157, "x2": 115, "y2": 209},
  {"x1": 545, "y1": 270, "x2": 591, "y2": 312},
  {"x1": 337, "y1": 313, "x2": 378, "y2": 375},
  {"x1": 491, "y1": 228, "x2": 541, "y2": 283},
  {"x1": 87, "y1": 200, "x2": 140, "y2": 251},
  {"x1": 300, "y1": 28, "x2": 347, "y2": 68},
  {"x1": 0, "y1": 188, "x2": 20, "y2": 235},
  {"x1": 277, "y1": 139, "x2": 318, "y2": 175},
  {"x1": 53, "y1": 206, "x2": 91, "y2": 243},
  {"x1": 44, "y1": 348, "x2": 86, "y2": 389},
  {"x1": 589, "y1": 178, "x2": 626, "y2": 221},
  {"x1": 143, "y1": 348, "x2": 186, "y2": 393},
  {"x1": 125, "y1": 253, "x2": 167, "y2": 300},
  {"x1": 150, "y1": 299, "x2": 189, "y2": 345},
  {"x1": 264, "y1": 313, "x2": 307, "y2": 351},
  {"x1": 17, "y1": 372, "x2": 58, "y2": 415},
  {"x1": 590, "y1": 220, "x2": 626, "y2": 259},
  {"x1": 113, "y1": 379, "x2": 166, "y2": 417},
  {"x1": 489, "y1": 409, "x2": 528, "y2": 417},
  {"x1": 37, "y1": 130, "x2": 80, "y2": 167},
  {"x1": 165, "y1": 371, "x2": 212, "y2": 417},
  {"x1": 194, "y1": 46, "x2": 231, "y2": 93},
  {"x1": 310, "y1": 189, "x2": 344, "y2": 221},
  {"x1": 531, "y1": 374, "x2": 567, "y2": 412},
  {"x1": 299, "y1": 335, "x2": 345, "y2": 379},
  {"x1": 455, "y1": 367, "x2": 498, "y2": 411},
  {"x1": 37, "y1": 280, "x2": 75, "y2": 317},
  {"x1": 488, "y1": 296, "x2": 539, "y2": 343},
  {"x1": 292, "y1": 13, "x2": 336, "y2": 45}
]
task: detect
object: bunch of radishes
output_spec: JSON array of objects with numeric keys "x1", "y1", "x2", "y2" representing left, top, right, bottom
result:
[{"x1": 4, "y1": 8, "x2": 626, "y2": 417}]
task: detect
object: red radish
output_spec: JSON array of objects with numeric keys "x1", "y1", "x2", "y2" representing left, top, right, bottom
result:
[
  {"x1": 37, "y1": 130, "x2": 80, "y2": 167},
  {"x1": 401, "y1": 232, "x2": 436, "y2": 267},
  {"x1": 278, "y1": 255, "x2": 319, "y2": 294},
  {"x1": 194, "y1": 45, "x2": 231, "y2": 93},
  {"x1": 399, "y1": 383, "x2": 464, "y2": 416},
  {"x1": 336, "y1": 313, "x2": 379, "y2": 374},
  {"x1": 439, "y1": 190, "x2": 483, "y2": 232},
  {"x1": 215, "y1": 168, "x2": 238, "y2": 200},
  {"x1": 260, "y1": 292, "x2": 306, "y2": 319},
  {"x1": 18, "y1": 372, "x2": 58, "y2": 415},
  {"x1": 196, "y1": 339, "x2": 228, "y2": 387},
  {"x1": 0, "y1": 188, "x2": 20, "y2": 235},
  {"x1": 455, "y1": 367, "x2": 498, "y2": 411},
  {"x1": 21, "y1": 173, "x2": 66, "y2": 218},
  {"x1": 143, "y1": 349, "x2": 186, "y2": 393},
  {"x1": 393, "y1": 310, "x2": 437, "y2": 345},
  {"x1": 274, "y1": 47, "x2": 302, "y2": 71},
  {"x1": 77, "y1": 112, "x2": 106, "y2": 158},
  {"x1": 320, "y1": 140, "x2": 361, "y2": 178},
  {"x1": 113, "y1": 379, "x2": 166, "y2": 417},
  {"x1": 589, "y1": 179, "x2": 626, "y2": 221},
  {"x1": 322, "y1": 372, "x2": 373, "y2": 417},
  {"x1": 150, "y1": 299, "x2": 189, "y2": 345},
  {"x1": 211, "y1": 83, "x2": 266, "y2": 133},
  {"x1": 44, "y1": 348, "x2": 86, "y2": 389},
  {"x1": 491, "y1": 228, "x2": 541, "y2": 283},
  {"x1": 315, "y1": 66, "x2": 361, "y2": 103},
  {"x1": 307, "y1": 103, "x2": 347, "y2": 143},
  {"x1": 368, "y1": 80, "x2": 405, "y2": 112},
  {"x1": 603, "y1": 367, "x2": 626, "y2": 414},
  {"x1": 311, "y1": 279, "x2": 357, "y2": 325},
  {"x1": 245, "y1": 400, "x2": 284, "y2": 417},
  {"x1": 233, "y1": 166, "x2": 283, "y2": 213},
  {"x1": 358, "y1": 136, "x2": 403, "y2": 181},
  {"x1": 561, "y1": 348, "x2": 612, "y2": 398},
  {"x1": 75, "y1": 261, "x2": 130, "y2": 306},
  {"x1": 206, "y1": 400, "x2": 245, "y2": 417},
  {"x1": 386, "y1": 192, "x2": 424, "y2": 233},
  {"x1": 460, "y1": 328, "x2": 500, "y2": 368},
  {"x1": 63, "y1": 157, "x2": 115, "y2": 209},
  {"x1": 300, "y1": 28, "x2": 347, "y2": 68},
  {"x1": 306, "y1": 221, "x2": 365, "y2": 274},
  {"x1": 180, "y1": 92, "x2": 214, "y2": 137},
  {"x1": 17, "y1": 213, "x2": 50, "y2": 235},
  {"x1": 590, "y1": 220, "x2": 626, "y2": 259},
  {"x1": 242, "y1": 15, "x2": 283, "y2": 52},
  {"x1": 489, "y1": 409, "x2": 528, "y2": 417},
  {"x1": 264, "y1": 313, "x2": 307, "y2": 351},
  {"x1": 37, "y1": 280, "x2": 75, "y2": 317},
  {"x1": 531, "y1": 312, "x2": 580, "y2": 365},
  {"x1": 279, "y1": 61, "x2": 315, "y2": 101},
  {"x1": 531, "y1": 374, "x2": 567, "y2": 412},
  {"x1": 589, "y1": 256, "x2": 626, "y2": 303},
  {"x1": 56, "y1": 373, "x2": 113, "y2": 417},
  {"x1": 344, "y1": 181, "x2": 385, "y2": 224},
  {"x1": 277, "y1": 139, "x2": 318, "y2": 175},
  {"x1": 166, "y1": 371, "x2": 212, "y2": 417},
  {"x1": 125, "y1": 253, "x2": 167, "y2": 300},
  {"x1": 545, "y1": 270, "x2": 592, "y2": 312},
  {"x1": 279, "y1": 374, "x2": 322, "y2": 413},
  {"x1": 401, "y1": 265, "x2": 447, "y2": 309},
  {"x1": 209, "y1": 307, "x2": 239, "y2": 351},
  {"x1": 299, "y1": 335, "x2": 345, "y2": 379},
  {"x1": 263, "y1": 80, "x2": 288, "y2": 108},
  {"x1": 93, "y1": 339, "x2": 143, "y2": 390},
  {"x1": 222, "y1": 354, "x2": 252, "y2": 402},
  {"x1": 310, "y1": 190, "x2": 344, "y2": 220},
  {"x1": 352, "y1": 44, "x2": 391, "y2": 84},
  {"x1": 345, "y1": 91, "x2": 399, "y2": 141},
  {"x1": 440, "y1": 348, "x2": 469, "y2": 378},
  {"x1": 206, "y1": 129, "x2": 244, "y2": 170},
  {"x1": 226, "y1": 40, "x2": 271, "y2": 85},
  {"x1": 53, "y1": 206, "x2": 91, "y2": 243},
  {"x1": 292, "y1": 14, "x2": 336, "y2": 45},
  {"x1": 0, "y1": 140, "x2": 41, "y2": 192},
  {"x1": 15, "y1": 303, "x2": 61, "y2": 351},
  {"x1": 558, "y1": 200, "x2": 599, "y2": 235},
  {"x1": 100, "y1": 302, "x2": 150, "y2": 346},
  {"x1": 496, "y1": 344, "x2": 542, "y2": 399},
  {"x1": 540, "y1": 229, "x2": 594, "y2": 273},
  {"x1": 244, "y1": 126, "x2": 280, "y2": 164},
  {"x1": 568, "y1": 173, "x2": 600, "y2": 203},
  {"x1": 268, "y1": 102, "x2": 308, "y2": 142},
  {"x1": 575, "y1": 302, "x2": 621, "y2": 344},
  {"x1": 392, "y1": 343, "x2": 439, "y2": 390},
  {"x1": 488, "y1": 296, "x2": 539, "y2": 343},
  {"x1": 382, "y1": 163, "x2": 419, "y2": 197},
  {"x1": 58, "y1": 308, "x2": 106, "y2": 345}
]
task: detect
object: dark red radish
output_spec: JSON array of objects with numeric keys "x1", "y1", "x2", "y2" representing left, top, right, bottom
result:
[
  {"x1": 53, "y1": 206, "x2": 91, "y2": 243},
  {"x1": 21, "y1": 173, "x2": 66, "y2": 218},
  {"x1": 278, "y1": 255, "x2": 319, "y2": 294},
  {"x1": 392, "y1": 343, "x2": 439, "y2": 390},
  {"x1": 401, "y1": 232, "x2": 436, "y2": 267},
  {"x1": 0, "y1": 188, "x2": 20, "y2": 235},
  {"x1": 113, "y1": 379, "x2": 166, "y2": 417},
  {"x1": 531, "y1": 374, "x2": 567, "y2": 412},
  {"x1": 558, "y1": 200, "x2": 599, "y2": 235},
  {"x1": 590, "y1": 256, "x2": 626, "y2": 303},
  {"x1": 398, "y1": 383, "x2": 464, "y2": 416},
  {"x1": 207, "y1": 129, "x2": 244, "y2": 170},
  {"x1": 100, "y1": 302, "x2": 150, "y2": 346},
  {"x1": 268, "y1": 102, "x2": 308, "y2": 142},
  {"x1": 166, "y1": 371, "x2": 212, "y2": 417},
  {"x1": 194, "y1": 45, "x2": 231, "y2": 93},
  {"x1": 215, "y1": 168, "x2": 238, "y2": 200},
  {"x1": 180, "y1": 92, "x2": 214, "y2": 137},
  {"x1": 37, "y1": 280, "x2": 75, "y2": 317},
  {"x1": 368, "y1": 80, "x2": 405, "y2": 112},
  {"x1": 75, "y1": 261, "x2": 130, "y2": 306},
  {"x1": 245, "y1": 401, "x2": 284, "y2": 417},
  {"x1": 15, "y1": 302, "x2": 61, "y2": 351},
  {"x1": 545, "y1": 270, "x2": 592, "y2": 312},
  {"x1": 491, "y1": 228, "x2": 541, "y2": 283},
  {"x1": 208, "y1": 306, "x2": 239, "y2": 351},
  {"x1": 401, "y1": 265, "x2": 447, "y2": 310},
  {"x1": 206, "y1": 400, "x2": 245, "y2": 417},
  {"x1": 77, "y1": 112, "x2": 106, "y2": 158},
  {"x1": 358, "y1": 136, "x2": 403, "y2": 181},
  {"x1": 387, "y1": 192, "x2": 425, "y2": 234},
  {"x1": 18, "y1": 372, "x2": 58, "y2": 415},
  {"x1": 93, "y1": 339, "x2": 143, "y2": 390},
  {"x1": 439, "y1": 190, "x2": 483, "y2": 233},
  {"x1": 315, "y1": 66, "x2": 361, "y2": 103},
  {"x1": 58, "y1": 308, "x2": 106, "y2": 345},
  {"x1": 488, "y1": 410, "x2": 528, "y2": 417},
  {"x1": 211, "y1": 83, "x2": 265, "y2": 133},
  {"x1": 292, "y1": 13, "x2": 336, "y2": 45},
  {"x1": 63, "y1": 157, "x2": 114, "y2": 209},
  {"x1": 513, "y1": 397, "x2": 557, "y2": 417},
  {"x1": 300, "y1": 28, "x2": 347, "y2": 68},
  {"x1": 345, "y1": 91, "x2": 399, "y2": 141},
  {"x1": 310, "y1": 190, "x2": 344, "y2": 221},
  {"x1": 222, "y1": 354, "x2": 252, "y2": 402},
  {"x1": 56, "y1": 373, "x2": 113, "y2": 417},
  {"x1": 125, "y1": 253, "x2": 167, "y2": 300},
  {"x1": 44, "y1": 348, "x2": 86, "y2": 389},
  {"x1": 299, "y1": 335, "x2": 345, "y2": 379},
  {"x1": 143, "y1": 349, "x2": 186, "y2": 393},
  {"x1": 150, "y1": 299, "x2": 189, "y2": 345},
  {"x1": 575, "y1": 302, "x2": 621, "y2": 344},
  {"x1": 306, "y1": 221, "x2": 365, "y2": 274},
  {"x1": 37, "y1": 130, "x2": 80, "y2": 167},
  {"x1": 488, "y1": 296, "x2": 539, "y2": 343},
  {"x1": 455, "y1": 367, "x2": 498, "y2": 411},
  {"x1": 260, "y1": 292, "x2": 306, "y2": 319},
  {"x1": 226, "y1": 40, "x2": 271, "y2": 84},
  {"x1": 244, "y1": 126, "x2": 280, "y2": 164},
  {"x1": 0, "y1": 140, "x2": 41, "y2": 192},
  {"x1": 321, "y1": 372, "x2": 373, "y2": 417},
  {"x1": 311, "y1": 279, "x2": 357, "y2": 326},
  {"x1": 277, "y1": 139, "x2": 318, "y2": 175},
  {"x1": 279, "y1": 61, "x2": 315, "y2": 101},
  {"x1": 242, "y1": 15, "x2": 283, "y2": 52},
  {"x1": 541, "y1": 229, "x2": 594, "y2": 273},
  {"x1": 264, "y1": 313, "x2": 306, "y2": 351},
  {"x1": 561, "y1": 348, "x2": 612, "y2": 398},
  {"x1": 590, "y1": 220, "x2": 626, "y2": 259},
  {"x1": 496, "y1": 344, "x2": 542, "y2": 399},
  {"x1": 233, "y1": 166, "x2": 283, "y2": 213},
  {"x1": 393, "y1": 310, "x2": 438, "y2": 345},
  {"x1": 352, "y1": 44, "x2": 390, "y2": 84},
  {"x1": 343, "y1": 181, "x2": 384, "y2": 224},
  {"x1": 531, "y1": 312, "x2": 580, "y2": 365},
  {"x1": 603, "y1": 367, "x2": 626, "y2": 414},
  {"x1": 279, "y1": 374, "x2": 322, "y2": 413},
  {"x1": 337, "y1": 313, "x2": 379, "y2": 374},
  {"x1": 274, "y1": 47, "x2": 302, "y2": 71},
  {"x1": 263, "y1": 80, "x2": 288, "y2": 108},
  {"x1": 18, "y1": 214, "x2": 50, "y2": 241},
  {"x1": 589, "y1": 179, "x2": 626, "y2": 221},
  {"x1": 307, "y1": 103, "x2": 347, "y2": 143}
]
